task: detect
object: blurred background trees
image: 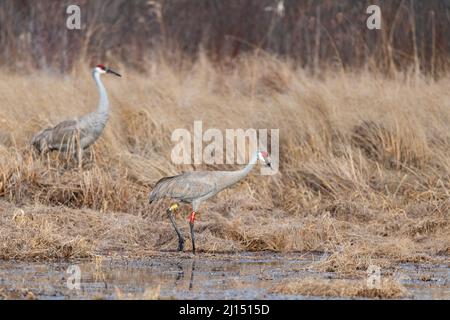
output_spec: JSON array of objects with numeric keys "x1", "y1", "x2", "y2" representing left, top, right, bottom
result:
[{"x1": 0, "y1": 0, "x2": 449, "y2": 76}]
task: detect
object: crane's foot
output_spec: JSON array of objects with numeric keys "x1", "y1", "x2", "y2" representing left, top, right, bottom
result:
[{"x1": 178, "y1": 238, "x2": 185, "y2": 252}]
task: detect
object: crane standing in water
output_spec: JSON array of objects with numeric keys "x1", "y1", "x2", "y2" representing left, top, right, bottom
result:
[
  {"x1": 31, "y1": 64, "x2": 121, "y2": 162},
  {"x1": 149, "y1": 151, "x2": 273, "y2": 254}
]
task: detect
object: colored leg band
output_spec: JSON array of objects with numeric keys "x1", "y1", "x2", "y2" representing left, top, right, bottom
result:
[{"x1": 189, "y1": 211, "x2": 196, "y2": 223}]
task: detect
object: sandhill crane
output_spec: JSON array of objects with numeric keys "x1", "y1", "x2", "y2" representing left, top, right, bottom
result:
[
  {"x1": 149, "y1": 150, "x2": 273, "y2": 254},
  {"x1": 31, "y1": 64, "x2": 121, "y2": 161}
]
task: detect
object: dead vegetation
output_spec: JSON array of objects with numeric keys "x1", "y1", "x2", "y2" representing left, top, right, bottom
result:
[
  {"x1": 271, "y1": 277, "x2": 409, "y2": 299},
  {"x1": 0, "y1": 287, "x2": 37, "y2": 300},
  {"x1": 113, "y1": 286, "x2": 161, "y2": 300},
  {"x1": 0, "y1": 56, "x2": 449, "y2": 283}
]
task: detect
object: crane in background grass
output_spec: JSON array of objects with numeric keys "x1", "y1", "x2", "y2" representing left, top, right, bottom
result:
[
  {"x1": 31, "y1": 64, "x2": 121, "y2": 162},
  {"x1": 149, "y1": 150, "x2": 273, "y2": 254}
]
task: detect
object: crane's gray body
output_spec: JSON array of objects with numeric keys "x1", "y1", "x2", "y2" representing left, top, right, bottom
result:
[
  {"x1": 149, "y1": 160, "x2": 256, "y2": 211},
  {"x1": 31, "y1": 112, "x2": 109, "y2": 153},
  {"x1": 31, "y1": 69, "x2": 110, "y2": 154},
  {"x1": 149, "y1": 151, "x2": 269, "y2": 253}
]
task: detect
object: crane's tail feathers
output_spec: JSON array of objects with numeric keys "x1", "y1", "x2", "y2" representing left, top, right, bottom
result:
[
  {"x1": 31, "y1": 128, "x2": 52, "y2": 154},
  {"x1": 148, "y1": 191, "x2": 157, "y2": 204},
  {"x1": 149, "y1": 175, "x2": 178, "y2": 203}
]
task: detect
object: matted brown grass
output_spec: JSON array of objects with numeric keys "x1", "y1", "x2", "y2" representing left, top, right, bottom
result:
[
  {"x1": 0, "y1": 56, "x2": 449, "y2": 281},
  {"x1": 271, "y1": 277, "x2": 409, "y2": 299}
]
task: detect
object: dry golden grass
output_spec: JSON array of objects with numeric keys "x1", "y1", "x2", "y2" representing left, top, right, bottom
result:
[
  {"x1": 0, "y1": 287, "x2": 37, "y2": 300},
  {"x1": 0, "y1": 56, "x2": 449, "y2": 277},
  {"x1": 271, "y1": 277, "x2": 409, "y2": 299},
  {"x1": 113, "y1": 285, "x2": 161, "y2": 300}
]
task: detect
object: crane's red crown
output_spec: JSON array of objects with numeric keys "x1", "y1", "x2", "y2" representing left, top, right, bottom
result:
[
  {"x1": 97, "y1": 64, "x2": 106, "y2": 70},
  {"x1": 260, "y1": 151, "x2": 268, "y2": 157}
]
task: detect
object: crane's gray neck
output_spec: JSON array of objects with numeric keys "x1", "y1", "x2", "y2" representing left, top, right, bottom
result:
[
  {"x1": 226, "y1": 152, "x2": 259, "y2": 187},
  {"x1": 241, "y1": 152, "x2": 258, "y2": 175},
  {"x1": 93, "y1": 70, "x2": 109, "y2": 115}
]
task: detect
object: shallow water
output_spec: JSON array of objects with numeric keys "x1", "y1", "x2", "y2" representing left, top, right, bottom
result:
[{"x1": 0, "y1": 253, "x2": 448, "y2": 299}]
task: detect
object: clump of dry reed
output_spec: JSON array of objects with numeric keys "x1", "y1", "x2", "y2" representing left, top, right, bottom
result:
[
  {"x1": 271, "y1": 277, "x2": 409, "y2": 299},
  {"x1": 113, "y1": 285, "x2": 161, "y2": 300},
  {"x1": 0, "y1": 286, "x2": 37, "y2": 300},
  {"x1": 0, "y1": 56, "x2": 449, "y2": 273}
]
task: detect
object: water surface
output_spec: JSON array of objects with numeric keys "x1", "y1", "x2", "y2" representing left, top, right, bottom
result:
[{"x1": 0, "y1": 253, "x2": 448, "y2": 299}]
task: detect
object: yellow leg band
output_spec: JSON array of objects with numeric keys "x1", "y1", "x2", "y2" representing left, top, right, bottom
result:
[{"x1": 169, "y1": 203, "x2": 179, "y2": 211}]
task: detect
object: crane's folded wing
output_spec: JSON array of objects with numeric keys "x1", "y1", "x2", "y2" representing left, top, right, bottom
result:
[
  {"x1": 150, "y1": 172, "x2": 218, "y2": 202},
  {"x1": 45, "y1": 119, "x2": 79, "y2": 150}
]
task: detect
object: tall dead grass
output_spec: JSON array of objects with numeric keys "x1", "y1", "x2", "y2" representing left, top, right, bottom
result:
[{"x1": 0, "y1": 56, "x2": 449, "y2": 275}]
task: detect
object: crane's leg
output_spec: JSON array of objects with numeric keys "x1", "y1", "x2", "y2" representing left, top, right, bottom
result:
[
  {"x1": 189, "y1": 211, "x2": 196, "y2": 254},
  {"x1": 166, "y1": 204, "x2": 184, "y2": 251},
  {"x1": 76, "y1": 142, "x2": 83, "y2": 170},
  {"x1": 76, "y1": 148, "x2": 83, "y2": 170}
]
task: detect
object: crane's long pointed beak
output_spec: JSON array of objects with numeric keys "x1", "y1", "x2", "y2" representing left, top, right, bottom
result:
[{"x1": 107, "y1": 68, "x2": 121, "y2": 77}]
